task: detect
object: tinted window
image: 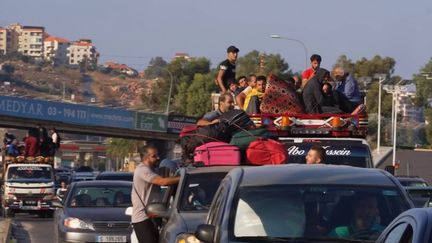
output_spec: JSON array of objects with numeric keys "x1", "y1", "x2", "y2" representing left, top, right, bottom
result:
[
  {"x1": 8, "y1": 166, "x2": 53, "y2": 180},
  {"x1": 399, "y1": 180, "x2": 428, "y2": 187},
  {"x1": 284, "y1": 142, "x2": 371, "y2": 167},
  {"x1": 231, "y1": 186, "x2": 409, "y2": 241},
  {"x1": 179, "y1": 172, "x2": 227, "y2": 212},
  {"x1": 68, "y1": 185, "x2": 132, "y2": 208}
]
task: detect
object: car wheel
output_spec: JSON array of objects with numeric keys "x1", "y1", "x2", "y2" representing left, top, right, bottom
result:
[
  {"x1": 38, "y1": 212, "x2": 46, "y2": 218},
  {"x1": 46, "y1": 211, "x2": 54, "y2": 218}
]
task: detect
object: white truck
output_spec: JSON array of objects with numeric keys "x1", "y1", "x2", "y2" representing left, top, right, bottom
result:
[{"x1": 2, "y1": 157, "x2": 56, "y2": 218}]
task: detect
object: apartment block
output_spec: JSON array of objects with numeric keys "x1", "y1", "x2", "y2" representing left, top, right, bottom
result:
[
  {"x1": 0, "y1": 28, "x2": 8, "y2": 55},
  {"x1": 44, "y1": 36, "x2": 70, "y2": 65},
  {"x1": 67, "y1": 39, "x2": 98, "y2": 68},
  {"x1": 0, "y1": 23, "x2": 45, "y2": 59}
]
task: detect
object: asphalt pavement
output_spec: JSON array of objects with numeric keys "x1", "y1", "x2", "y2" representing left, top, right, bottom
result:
[{"x1": 379, "y1": 149, "x2": 432, "y2": 184}]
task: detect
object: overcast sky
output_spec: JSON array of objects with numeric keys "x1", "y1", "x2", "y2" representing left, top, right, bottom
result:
[{"x1": 2, "y1": 0, "x2": 432, "y2": 79}]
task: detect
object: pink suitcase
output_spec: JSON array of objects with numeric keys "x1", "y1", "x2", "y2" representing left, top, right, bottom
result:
[{"x1": 194, "y1": 142, "x2": 241, "y2": 166}]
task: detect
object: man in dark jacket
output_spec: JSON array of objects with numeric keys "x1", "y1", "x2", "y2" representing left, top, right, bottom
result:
[{"x1": 302, "y1": 68, "x2": 331, "y2": 114}]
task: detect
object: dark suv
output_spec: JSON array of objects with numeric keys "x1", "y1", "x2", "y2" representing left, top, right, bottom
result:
[
  {"x1": 146, "y1": 166, "x2": 239, "y2": 243},
  {"x1": 195, "y1": 164, "x2": 413, "y2": 243}
]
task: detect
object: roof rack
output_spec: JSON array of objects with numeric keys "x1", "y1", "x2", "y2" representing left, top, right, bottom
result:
[{"x1": 249, "y1": 113, "x2": 368, "y2": 138}]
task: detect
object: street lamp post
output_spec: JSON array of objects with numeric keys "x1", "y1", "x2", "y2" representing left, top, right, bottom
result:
[
  {"x1": 148, "y1": 66, "x2": 174, "y2": 114},
  {"x1": 374, "y1": 73, "x2": 387, "y2": 154},
  {"x1": 270, "y1": 34, "x2": 308, "y2": 70}
]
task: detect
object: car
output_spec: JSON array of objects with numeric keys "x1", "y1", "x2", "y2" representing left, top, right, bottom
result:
[
  {"x1": 53, "y1": 180, "x2": 133, "y2": 243},
  {"x1": 376, "y1": 208, "x2": 432, "y2": 242},
  {"x1": 95, "y1": 172, "x2": 133, "y2": 182},
  {"x1": 145, "y1": 166, "x2": 238, "y2": 243},
  {"x1": 194, "y1": 164, "x2": 413, "y2": 243},
  {"x1": 405, "y1": 186, "x2": 432, "y2": 208},
  {"x1": 396, "y1": 176, "x2": 429, "y2": 187}
]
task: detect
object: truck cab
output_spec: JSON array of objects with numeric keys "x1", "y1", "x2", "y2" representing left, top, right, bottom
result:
[
  {"x1": 2, "y1": 157, "x2": 56, "y2": 218},
  {"x1": 250, "y1": 113, "x2": 373, "y2": 168}
]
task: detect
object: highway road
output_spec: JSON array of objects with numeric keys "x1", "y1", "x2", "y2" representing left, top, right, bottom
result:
[
  {"x1": 379, "y1": 149, "x2": 432, "y2": 183},
  {"x1": 10, "y1": 213, "x2": 54, "y2": 243}
]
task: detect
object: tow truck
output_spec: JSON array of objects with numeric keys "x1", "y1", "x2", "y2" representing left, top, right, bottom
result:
[
  {"x1": 249, "y1": 112, "x2": 374, "y2": 168},
  {"x1": 2, "y1": 155, "x2": 56, "y2": 218}
]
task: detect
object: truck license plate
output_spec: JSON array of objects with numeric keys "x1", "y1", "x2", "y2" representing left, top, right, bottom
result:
[
  {"x1": 97, "y1": 235, "x2": 126, "y2": 242},
  {"x1": 24, "y1": 200, "x2": 37, "y2": 205}
]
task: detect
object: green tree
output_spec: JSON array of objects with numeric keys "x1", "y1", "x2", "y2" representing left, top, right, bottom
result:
[
  {"x1": 185, "y1": 73, "x2": 216, "y2": 116},
  {"x1": 413, "y1": 58, "x2": 432, "y2": 106},
  {"x1": 145, "y1": 57, "x2": 168, "y2": 79},
  {"x1": 332, "y1": 55, "x2": 355, "y2": 74},
  {"x1": 236, "y1": 50, "x2": 291, "y2": 78},
  {"x1": 106, "y1": 138, "x2": 142, "y2": 159},
  {"x1": 353, "y1": 55, "x2": 395, "y2": 79}
]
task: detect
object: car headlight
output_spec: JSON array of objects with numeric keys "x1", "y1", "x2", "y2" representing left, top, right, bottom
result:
[
  {"x1": 176, "y1": 233, "x2": 200, "y2": 243},
  {"x1": 6, "y1": 194, "x2": 17, "y2": 201},
  {"x1": 63, "y1": 217, "x2": 94, "y2": 230}
]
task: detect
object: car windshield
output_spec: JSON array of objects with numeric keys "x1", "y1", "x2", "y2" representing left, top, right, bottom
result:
[
  {"x1": 284, "y1": 142, "x2": 371, "y2": 168},
  {"x1": 7, "y1": 166, "x2": 53, "y2": 180},
  {"x1": 68, "y1": 185, "x2": 132, "y2": 208},
  {"x1": 232, "y1": 185, "x2": 409, "y2": 242},
  {"x1": 179, "y1": 172, "x2": 227, "y2": 212}
]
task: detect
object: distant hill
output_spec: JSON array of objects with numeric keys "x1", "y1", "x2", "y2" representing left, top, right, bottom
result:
[{"x1": 0, "y1": 59, "x2": 149, "y2": 108}]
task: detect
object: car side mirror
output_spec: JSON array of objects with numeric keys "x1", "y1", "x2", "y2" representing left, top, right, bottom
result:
[
  {"x1": 145, "y1": 203, "x2": 169, "y2": 218},
  {"x1": 195, "y1": 224, "x2": 215, "y2": 243},
  {"x1": 125, "y1": 207, "x2": 133, "y2": 216},
  {"x1": 385, "y1": 165, "x2": 395, "y2": 175},
  {"x1": 52, "y1": 200, "x2": 63, "y2": 208}
]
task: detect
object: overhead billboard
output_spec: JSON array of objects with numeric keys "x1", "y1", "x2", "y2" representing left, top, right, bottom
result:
[
  {"x1": 0, "y1": 95, "x2": 135, "y2": 129},
  {"x1": 167, "y1": 115, "x2": 198, "y2": 134},
  {"x1": 135, "y1": 112, "x2": 167, "y2": 132}
]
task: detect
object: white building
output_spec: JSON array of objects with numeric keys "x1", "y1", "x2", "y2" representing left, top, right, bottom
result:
[
  {"x1": 67, "y1": 39, "x2": 98, "y2": 68},
  {"x1": 44, "y1": 36, "x2": 70, "y2": 65},
  {"x1": 0, "y1": 23, "x2": 45, "y2": 59}
]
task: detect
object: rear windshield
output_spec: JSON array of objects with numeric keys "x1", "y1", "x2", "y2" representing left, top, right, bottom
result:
[
  {"x1": 96, "y1": 175, "x2": 133, "y2": 182},
  {"x1": 68, "y1": 185, "x2": 132, "y2": 208},
  {"x1": 179, "y1": 172, "x2": 227, "y2": 212},
  {"x1": 284, "y1": 142, "x2": 372, "y2": 168}
]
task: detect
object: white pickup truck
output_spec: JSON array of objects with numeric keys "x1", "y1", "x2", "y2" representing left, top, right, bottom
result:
[{"x1": 2, "y1": 162, "x2": 56, "y2": 218}]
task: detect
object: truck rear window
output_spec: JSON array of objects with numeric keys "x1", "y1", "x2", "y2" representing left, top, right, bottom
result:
[{"x1": 284, "y1": 143, "x2": 372, "y2": 168}]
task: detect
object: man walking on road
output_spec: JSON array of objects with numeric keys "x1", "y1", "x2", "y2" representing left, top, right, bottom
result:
[
  {"x1": 216, "y1": 45, "x2": 239, "y2": 92},
  {"x1": 132, "y1": 145, "x2": 180, "y2": 243}
]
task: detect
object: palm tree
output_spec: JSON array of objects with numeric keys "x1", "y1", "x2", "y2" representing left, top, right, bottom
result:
[{"x1": 106, "y1": 138, "x2": 143, "y2": 171}]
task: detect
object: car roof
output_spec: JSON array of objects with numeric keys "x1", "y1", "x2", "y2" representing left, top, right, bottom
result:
[
  {"x1": 72, "y1": 180, "x2": 132, "y2": 186},
  {"x1": 396, "y1": 176, "x2": 427, "y2": 182},
  {"x1": 183, "y1": 166, "x2": 251, "y2": 175},
  {"x1": 236, "y1": 164, "x2": 395, "y2": 187},
  {"x1": 97, "y1": 172, "x2": 133, "y2": 176}
]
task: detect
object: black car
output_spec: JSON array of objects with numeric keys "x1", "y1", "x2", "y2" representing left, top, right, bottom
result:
[
  {"x1": 376, "y1": 208, "x2": 432, "y2": 242},
  {"x1": 396, "y1": 176, "x2": 429, "y2": 187},
  {"x1": 53, "y1": 180, "x2": 133, "y2": 243},
  {"x1": 195, "y1": 164, "x2": 413, "y2": 243},
  {"x1": 95, "y1": 172, "x2": 133, "y2": 182}
]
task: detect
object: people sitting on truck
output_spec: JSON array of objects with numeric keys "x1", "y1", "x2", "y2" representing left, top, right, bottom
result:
[
  {"x1": 322, "y1": 82, "x2": 343, "y2": 114},
  {"x1": 242, "y1": 75, "x2": 266, "y2": 113},
  {"x1": 6, "y1": 139, "x2": 20, "y2": 157},
  {"x1": 3, "y1": 132, "x2": 16, "y2": 150},
  {"x1": 236, "y1": 74, "x2": 257, "y2": 109},
  {"x1": 333, "y1": 67, "x2": 362, "y2": 113},
  {"x1": 302, "y1": 68, "x2": 332, "y2": 114},
  {"x1": 197, "y1": 92, "x2": 235, "y2": 126},
  {"x1": 302, "y1": 54, "x2": 322, "y2": 90},
  {"x1": 25, "y1": 128, "x2": 40, "y2": 157},
  {"x1": 234, "y1": 76, "x2": 248, "y2": 96}
]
